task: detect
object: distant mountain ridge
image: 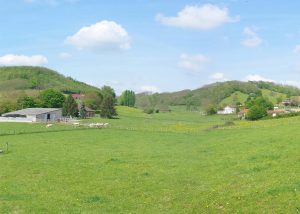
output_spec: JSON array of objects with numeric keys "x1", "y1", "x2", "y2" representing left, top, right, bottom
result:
[
  {"x1": 0, "y1": 66, "x2": 100, "y2": 93},
  {"x1": 136, "y1": 81, "x2": 300, "y2": 108}
]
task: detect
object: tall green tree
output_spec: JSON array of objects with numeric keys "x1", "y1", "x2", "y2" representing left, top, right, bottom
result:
[
  {"x1": 62, "y1": 95, "x2": 78, "y2": 117},
  {"x1": 83, "y1": 92, "x2": 103, "y2": 110},
  {"x1": 17, "y1": 96, "x2": 36, "y2": 109},
  {"x1": 100, "y1": 86, "x2": 117, "y2": 118},
  {"x1": 119, "y1": 90, "x2": 136, "y2": 107},
  {"x1": 38, "y1": 89, "x2": 65, "y2": 108}
]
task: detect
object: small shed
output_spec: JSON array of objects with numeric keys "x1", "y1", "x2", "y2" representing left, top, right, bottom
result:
[
  {"x1": 85, "y1": 106, "x2": 95, "y2": 118},
  {"x1": 2, "y1": 108, "x2": 62, "y2": 122}
]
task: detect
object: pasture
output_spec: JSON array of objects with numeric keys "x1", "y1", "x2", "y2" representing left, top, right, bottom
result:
[{"x1": 0, "y1": 106, "x2": 300, "y2": 213}]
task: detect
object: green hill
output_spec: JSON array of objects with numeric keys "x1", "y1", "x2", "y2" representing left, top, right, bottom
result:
[
  {"x1": 0, "y1": 66, "x2": 99, "y2": 93},
  {"x1": 136, "y1": 81, "x2": 300, "y2": 108}
]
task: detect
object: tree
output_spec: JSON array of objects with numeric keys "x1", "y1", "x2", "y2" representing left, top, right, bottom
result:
[
  {"x1": 205, "y1": 104, "x2": 217, "y2": 115},
  {"x1": 245, "y1": 95, "x2": 273, "y2": 110},
  {"x1": 17, "y1": 96, "x2": 36, "y2": 109},
  {"x1": 79, "y1": 102, "x2": 87, "y2": 119},
  {"x1": 83, "y1": 92, "x2": 103, "y2": 110},
  {"x1": 119, "y1": 90, "x2": 136, "y2": 107},
  {"x1": 39, "y1": 89, "x2": 65, "y2": 108},
  {"x1": 246, "y1": 105, "x2": 267, "y2": 120},
  {"x1": 62, "y1": 95, "x2": 78, "y2": 117},
  {"x1": 99, "y1": 86, "x2": 117, "y2": 118},
  {"x1": 0, "y1": 101, "x2": 17, "y2": 114}
]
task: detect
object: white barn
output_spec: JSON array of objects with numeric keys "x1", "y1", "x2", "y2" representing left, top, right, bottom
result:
[
  {"x1": 1, "y1": 108, "x2": 62, "y2": 122},
  {"x1": 217, "y1": 106, "x2": 236, "y2": 115}
]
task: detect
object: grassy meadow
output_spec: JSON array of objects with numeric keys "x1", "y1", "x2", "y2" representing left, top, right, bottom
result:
[{"x1": 0, "y1": 106, "x2": 300, "y2": 213}]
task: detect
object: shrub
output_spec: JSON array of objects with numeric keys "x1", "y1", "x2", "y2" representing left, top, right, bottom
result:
[
  {"x1": 205, "y1": 104, "x2": 217, "y2": 115},
  {"x1": 246, "y1": 105, "x2": 267, "y2": 120},
  {"x1": 143, "y1": 108, "x2": 154, "y2": 114}
]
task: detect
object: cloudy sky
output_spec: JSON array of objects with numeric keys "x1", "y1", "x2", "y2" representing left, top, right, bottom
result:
[{"x1": 1, "y1": 0, "x2": 300, "y2": 94}]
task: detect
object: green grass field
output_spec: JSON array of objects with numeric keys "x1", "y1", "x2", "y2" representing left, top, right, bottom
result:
[{"x1": 0, "y1": 106, "x2": 300, "y2": 213}]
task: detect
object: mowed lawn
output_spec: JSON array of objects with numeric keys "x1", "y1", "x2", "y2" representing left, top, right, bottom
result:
[{"x1": 0, "y1": 107, "x2": 300, "y2": 213}]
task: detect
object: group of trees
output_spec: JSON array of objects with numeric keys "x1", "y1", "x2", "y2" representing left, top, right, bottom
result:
[
  {"x1": 119, "y1": 90, "x2": 135, "y2": 107},
  {"x1": 245, "y1": 93, "x2": 274, "y2": 120}
]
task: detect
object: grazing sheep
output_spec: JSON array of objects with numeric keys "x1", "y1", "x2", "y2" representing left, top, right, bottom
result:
[
  {"x1": 46, "y1": 124, "x2": 53, "y2": 128},
  {"x1": 87, "y1": 123, "x2": 109, "y2": 129},
  {"x1": 73, "y1": 122, "x2": 80, "y2": 127}
]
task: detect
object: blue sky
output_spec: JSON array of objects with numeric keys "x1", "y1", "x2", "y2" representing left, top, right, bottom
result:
[{"x1": 1, "y1": 0, "x2": 300, "y2": 94}]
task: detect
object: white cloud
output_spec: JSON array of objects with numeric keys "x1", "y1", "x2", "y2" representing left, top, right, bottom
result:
[
  {"x1": 0, "y1": 54, "x2": 48, "y2": 66},
  {"x1": 65, "y1": 21, "x2": 130, "y2": 52},
  {"x1": 59, "y1": 52, "x2": 72, "y2": 59},
  {"x1": 244, "y1": 75, "x2": 300, "y2": 89},
  {"x1": 282, "y1": 80, "x2": 300, "y2": 88},
  {"x1": 241, "y1": 27, "x2": 262, "y2": 48},
  {"x1": 178, "y1": 53, "x2": 209, "y2": 72},
  {"x1": 210, "y1": 72, "x2": 228, "y2": 82},
  {"x1": 294, "y1": 45, "x2": 300, "y2": 54},
  {"x1": 140, "y1": 85, "x2": 161, "y2": 93},
  {"x1": 245, "y1": 74, "x2": 274, "y2": 82},
  {"x1": 156, "y1": 4, "x2": 239, "y2": 30}
]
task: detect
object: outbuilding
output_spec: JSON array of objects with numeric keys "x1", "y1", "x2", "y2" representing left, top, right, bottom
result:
[{"x1": 1, "y1": 108, "x2": 62, "y2": 122}]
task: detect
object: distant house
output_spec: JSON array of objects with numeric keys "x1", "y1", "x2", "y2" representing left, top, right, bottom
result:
[
  {"x1": 1, "y1": 108, "x2": 62, "y2": 122},
  {"x1": 281, "y1": 100, "x2": 291, "y2": 106},
  {"x1": 217, "y1": 106, "x2": 236, "y2": 115}
]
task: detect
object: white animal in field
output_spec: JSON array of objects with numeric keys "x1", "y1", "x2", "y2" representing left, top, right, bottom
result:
[
  {"x1": 46, "y1": 124, "x2": 53, "y2": 128},
  {"x1": 87, "y1": 123, "x2": 109, "y2": 128},
  {"x1": 73, "y1": 122, "x2": 80, "y2": 127}
]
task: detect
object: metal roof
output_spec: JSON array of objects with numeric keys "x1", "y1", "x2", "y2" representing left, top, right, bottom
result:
[{"x1": 2, "y1": 108, "x2": 61, "y2": 116}]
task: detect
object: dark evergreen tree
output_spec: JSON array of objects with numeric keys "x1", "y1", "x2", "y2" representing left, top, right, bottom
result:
[
  {"x1": 99, "y1": 86, "x2": 117, "y2": 118},
  {"x1": 62, "y1": 95, "x2": 78, "y2": 117},
  {"x1": 79, "y1": 102, "x2": 87, "y2": 119}
]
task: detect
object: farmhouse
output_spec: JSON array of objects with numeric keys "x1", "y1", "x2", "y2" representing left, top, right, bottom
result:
[
  {"x1": 217, "y1": 106, "x2": 236, "y2": 115},
  {"x1": 1, "y1": 108, "x2": 62, "y2": 122},
  {"x1": 72, "y1": 94, "x2": 84, "y2": 100}
]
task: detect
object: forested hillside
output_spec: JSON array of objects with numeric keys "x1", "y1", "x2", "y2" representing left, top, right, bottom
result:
[
  {"x1": 0, "y1": 66, "x2": 99, "y2": 93},
  {"x1": 136, "y1": 81, "x2": 300, "y2": 109}
]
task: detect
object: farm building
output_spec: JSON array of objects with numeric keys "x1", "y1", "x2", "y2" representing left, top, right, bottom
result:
[
  {"x1": 217, "y1": 106, "x2": 236, "y2": 115},
  {"x1": 85, "y1": 106, "x2": 95, "y2": 118},
  {"x1": 1, "y1": 108, "x2": 62, "y2": 122}
]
